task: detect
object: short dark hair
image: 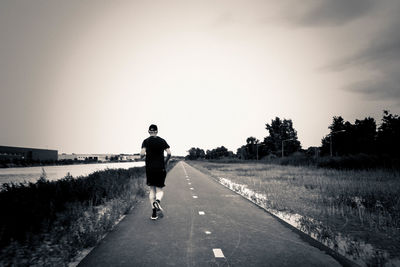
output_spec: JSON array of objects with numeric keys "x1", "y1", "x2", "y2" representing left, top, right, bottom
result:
[{"x1": 149, "y1": 124, "x2": 158, "y2": 131}]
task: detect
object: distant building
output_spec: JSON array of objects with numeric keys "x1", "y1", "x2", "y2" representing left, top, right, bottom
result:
[
  {"x1": 58, "y1": 153, "x2": 141, "y2": 162},
  {"x1": 119, "y1": 154, "x2": 141, "y2": 161},
  {"x1": 58, "y1": 154, "x2": 103, "y2": 161},
  {"x1": 0, "y1": 146, "x2": 58, "y2": 161}
]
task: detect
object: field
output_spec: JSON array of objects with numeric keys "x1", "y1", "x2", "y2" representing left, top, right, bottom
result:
[{"x1": 188, "y1": 161, "x2": 400, "y2": 265}]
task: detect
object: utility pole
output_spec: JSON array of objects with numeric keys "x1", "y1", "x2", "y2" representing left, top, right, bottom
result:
[{"x1": 255, "y1": 140, "x2": 259, "y2": 161}]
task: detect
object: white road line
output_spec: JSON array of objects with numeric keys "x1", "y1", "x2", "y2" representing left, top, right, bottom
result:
[
  {"x1": 190, "y1": 188, "x2": 194, "y2": 190},
  {"x1": 186, "y1": 178, "x2": 190, "y2": 181},
  {"x1": 213, "y1": 249, "x2": 225, "y2": 258},
  {"x1": 181, "y1": 162, "x2": 188, "y2": 176},
  {"x1": 188, "y1": 182, "x2": 191, "y2": 185},
  {"x1": 205, "y1": 231, "x2": 212, "y2": 235},
  {"x1": 198, "y1": 211, "x2": 205, "y2": 215},
  {"x1": 192, "y1": 195, "x2": 198, "y2": 198}
]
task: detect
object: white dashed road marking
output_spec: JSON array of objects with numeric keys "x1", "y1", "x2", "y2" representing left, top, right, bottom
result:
[
  {"x1": 182, "y1": 162, "x2": 224, "y2": 262},
  {"x1": 181, "y1": 162, "x2": 188, "y2": 176},
  {"x1": 213, "y1": 249, "x2": 225, "y2": 258}
]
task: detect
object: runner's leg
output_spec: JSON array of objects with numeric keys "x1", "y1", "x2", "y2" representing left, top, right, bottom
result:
[
  {"x1": 154, "y1": 186, "x2": 164, "y2": 217},
  {"x1": 155, "y1": 186, "x2": 164, "y2": 202},
  {"x1": 149, "y1": 186, "x2": 156, "y2": 207},
  {"x1": 149, "y1": 186, "x2": 158, "y2": 219}
]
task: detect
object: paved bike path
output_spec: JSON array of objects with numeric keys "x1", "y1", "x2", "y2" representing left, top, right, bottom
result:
[{"x1": 78, "y1": 161, "x2": 341, "y2": 266}]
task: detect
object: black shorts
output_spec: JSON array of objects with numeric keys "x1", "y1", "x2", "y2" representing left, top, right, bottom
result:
[{"x1": 146, "y1": 168, "x2": 167, "y2": 188}]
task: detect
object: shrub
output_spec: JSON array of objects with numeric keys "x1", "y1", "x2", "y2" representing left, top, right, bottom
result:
[
  {"x1": 317, "y1": 154, "x2": 400, "y2": 170},
  {"x1": 0, "y1": 167, "x2": 146, "y2": 249}
]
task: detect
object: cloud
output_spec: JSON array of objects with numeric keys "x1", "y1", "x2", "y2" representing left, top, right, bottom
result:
[
  {"x1": 347, "y1": 76, "x2": 400, "y2": 100},
  {"x1": 329, "y1": 21, "x2": 400, "y2": 69},
  {"x1": 328, "y1": 14, "x2": 400, "y2": 101},
  {"x1": 299, "y1": 1, "x2": 400, "y2": 102},
  {"x1": 286, "y1": 0, "x2": 376, "y2": 26}
]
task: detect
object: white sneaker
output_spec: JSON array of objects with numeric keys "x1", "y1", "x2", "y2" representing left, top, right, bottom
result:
[
  {"x1": 150, "y1": 209, "x2": 158, "y2": 220},
  {"x1": 153, "y1": 200, "x2": 163, "y2": 211},
  {"x1": 153, "y1": 201, "x2": 164, "y2": 218}
]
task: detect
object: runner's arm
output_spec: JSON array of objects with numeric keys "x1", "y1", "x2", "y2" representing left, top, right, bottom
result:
[
  {"x1": 140, "y1": 147, "x2": 146, "y2": 160},
  {"x1": 164, "y1": 148, "x2": 171, "y2": 165}
]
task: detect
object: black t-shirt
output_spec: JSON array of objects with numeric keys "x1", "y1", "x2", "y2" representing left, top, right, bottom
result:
[{"x1": 141, "y1": 136, "x2": 170, "y2": 170}]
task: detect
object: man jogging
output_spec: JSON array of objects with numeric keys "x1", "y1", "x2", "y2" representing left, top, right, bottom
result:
[{"x1": 140, "y1": 124, "x2": 171, "y2": 220}]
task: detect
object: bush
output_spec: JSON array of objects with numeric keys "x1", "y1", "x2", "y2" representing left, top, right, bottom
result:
[
  {"x1": 0, "y1": 167, "x2": 146, "y2": 249},
  {"x1": 317, "y1": 154, "x2": 400, "y2": 170},
  {"x1": 280, "y1": 152, "x2": 316, "y2": 166}
]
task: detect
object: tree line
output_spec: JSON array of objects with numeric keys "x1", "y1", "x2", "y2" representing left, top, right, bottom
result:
[
  {"x1": 186, "y1": 146, "x2": 234, "y2": 160},
  {"x1": 320, "y1": 111, "x2": 400, "y2": 157},
  {"x1": 187, "y1": 110, "x2": 400, "y2": 162}
]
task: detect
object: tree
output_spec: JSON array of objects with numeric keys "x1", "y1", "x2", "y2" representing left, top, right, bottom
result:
[
  {"x1": 353, "y1": 117, "x2": 377, "y2": 154},
  {"x1": 246, "y1": 137, "x2": 258, "y2": 145},
  {"x1": 329, "y1": 116, "x2": 346, "y2": 132},
  {"x1": 245, "y1": 137, "x2": 259, "y2": 160},
  {"x1": 377, "y1": 110, "x2": 400, "y2": 156},
  {"x1": 263, "y1": 117, "x2": 301, "y2": 156},
  {"x1": 321, "y1": 116, "x2": 348, "y2": 156},
  {"x1": 187, "y1": 147, "x2": 197, "y2": 160},
  {"x1": 205, "y1": 146, "x2": 233, "y2": 159},
  {"x1": 321, "y1": 116, "x2": 377, "y2": 156},
  {"x1": 186, "y1": 147, "x2": 205, "y2": 160},
  {"x1": 236, "y1": 145, "x2": 248, "y2": 160},
  {"x1": 236, "y1": 138, "x2": 256, "y2": 160}
]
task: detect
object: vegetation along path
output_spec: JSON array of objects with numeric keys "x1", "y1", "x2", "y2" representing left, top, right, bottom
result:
[{"x1": 78, "y1": 161, "x2": 347, "y2": 266}]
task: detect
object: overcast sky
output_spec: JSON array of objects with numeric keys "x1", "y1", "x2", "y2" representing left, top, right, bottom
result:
[{"x1": 1, "y1": 0, "x2": 400, "y2": 156}]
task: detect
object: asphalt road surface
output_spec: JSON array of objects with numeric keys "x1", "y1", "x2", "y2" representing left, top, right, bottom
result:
[{"x1": 78, "y1": 161, "x2": 342, "y2": 267}]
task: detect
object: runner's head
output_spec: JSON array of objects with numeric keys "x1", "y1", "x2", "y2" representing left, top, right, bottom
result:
[{"x1": 148, "y1": 124, "x2": 158, "y2": 136}]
